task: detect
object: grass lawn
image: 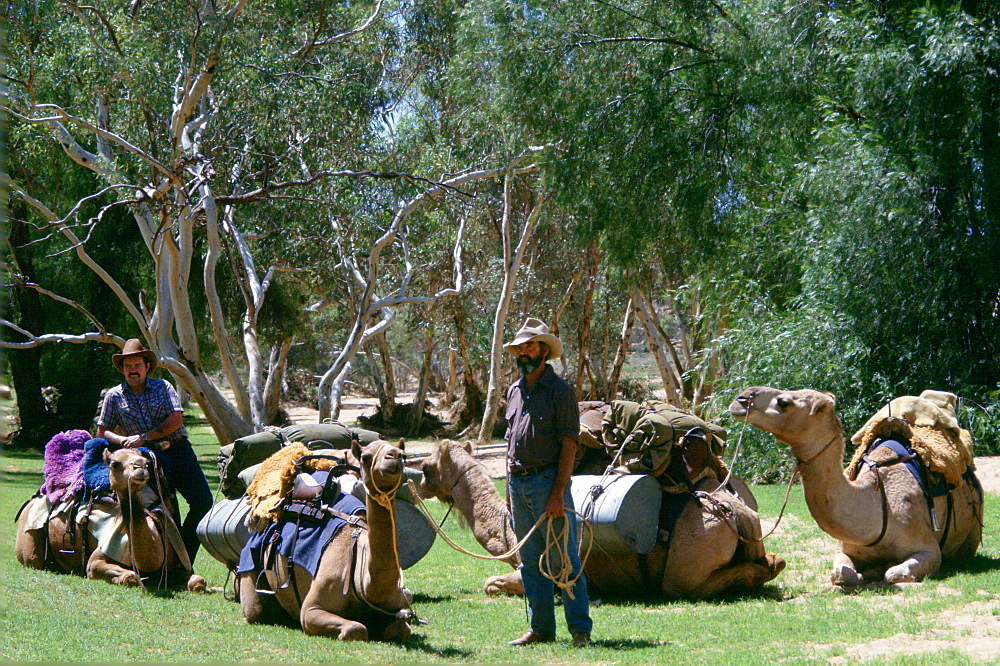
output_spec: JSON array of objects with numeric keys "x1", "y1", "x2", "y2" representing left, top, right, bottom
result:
[{"x1": 3, "y1": 410, "x2": 1000, "y2": 662}]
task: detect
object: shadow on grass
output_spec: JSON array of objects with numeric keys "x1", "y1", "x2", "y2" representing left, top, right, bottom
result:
[
  {"x1": 411, "y1": 591, "x2": 457, "y2": 604},
  {"x1": 3, "y1": 468, "x2": 45, "y2": 488},
  {"x1": 588, "y1": 581, "x2": 786, "y2": 608},
  {"x1": 939, "y1": 552, "x2": 1000, "y2": 577},
  {"x1": 401, "y1": 634, "x2": 474, "y2": 658}
]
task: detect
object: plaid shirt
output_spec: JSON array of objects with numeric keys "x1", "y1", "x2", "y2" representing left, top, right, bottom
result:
[{"x1": 97, "y1": 378, "x2": 187, "y2": 443}]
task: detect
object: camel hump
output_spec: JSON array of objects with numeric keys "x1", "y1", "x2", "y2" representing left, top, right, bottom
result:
[
  {"x1": 849, "y1": 391, "x2": 974, "y2": 486},
  {"x1": 850, "y1": 393, "x2": 961, "y2": 446}
]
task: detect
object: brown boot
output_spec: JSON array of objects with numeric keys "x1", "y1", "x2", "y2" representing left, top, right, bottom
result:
[
  {"x1": 508, "y1": 631, "x2": 556, "y2": 646},
  {"x1": 572, "y1": 632, "x2": 591, "y2": 647}
]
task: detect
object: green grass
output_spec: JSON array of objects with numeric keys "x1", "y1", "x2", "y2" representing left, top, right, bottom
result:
[{"x1": 3, "y1": 413, "x2": 1000, "y2": 662}]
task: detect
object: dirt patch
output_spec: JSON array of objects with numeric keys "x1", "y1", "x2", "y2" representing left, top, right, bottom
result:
[{"x1": 826, "y1": 601, "x2": 1000, "y2": 663}]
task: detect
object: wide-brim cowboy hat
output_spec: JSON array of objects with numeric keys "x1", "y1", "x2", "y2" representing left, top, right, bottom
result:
[
  {"x1": 112, "y1": 338, "x2": 158, "y2": 373},
  {"x1": 504, "y1": 317, "x2": 563, "y2": 360}
]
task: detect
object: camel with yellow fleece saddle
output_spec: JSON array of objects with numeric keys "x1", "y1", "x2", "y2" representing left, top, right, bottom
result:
[{"x1": 729, "y1": 387, "x2": 983, "y2": 589}]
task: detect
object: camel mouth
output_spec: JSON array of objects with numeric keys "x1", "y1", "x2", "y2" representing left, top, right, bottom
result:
[{"x1": 728, "y1": 398, "x2": 751, "y2": 419}]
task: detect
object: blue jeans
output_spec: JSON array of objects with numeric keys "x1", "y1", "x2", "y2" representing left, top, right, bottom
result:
[
  {"x1": 509, "y1": 467, "x2": 592, "y2": 636},
  {"x1": 157, "y1": 437, "x2": 213, "y2": 564}
]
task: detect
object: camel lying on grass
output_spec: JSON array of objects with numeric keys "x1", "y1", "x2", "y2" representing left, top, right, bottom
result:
[
  {"x1": 237, "y1": 440, "x2": 414, "y2": 642},
  {"x1": 16, "y1": 444, "x2": 206, "y2": 591},
  {"x1": 416, "y1": 439, "x2": 784, "y2": 599},
  {"x1": 729, "y1": 387, "x2": 983, "y2": 589}
]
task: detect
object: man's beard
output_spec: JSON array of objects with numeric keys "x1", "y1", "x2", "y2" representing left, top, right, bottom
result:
[{"x1": 516, "y1": 354, "x2": 543, "y2": 376}]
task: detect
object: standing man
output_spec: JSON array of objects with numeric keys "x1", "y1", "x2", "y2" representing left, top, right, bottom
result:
[
  {"x1": 96, "y1": 338, "x2": 212, "y2": 564},
  {"x1": 503, "y1": 317, "x2": 592, "y2": 648}
]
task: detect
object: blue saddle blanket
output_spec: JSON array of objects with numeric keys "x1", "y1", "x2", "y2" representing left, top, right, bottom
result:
[{"x1": 237, "y1": 475, "x2": 365, "y2": 577}]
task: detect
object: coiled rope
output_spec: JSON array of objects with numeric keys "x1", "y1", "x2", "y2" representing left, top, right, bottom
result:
[{"x1": 405, "y1": 479, "x2": 593, "y2": 597}]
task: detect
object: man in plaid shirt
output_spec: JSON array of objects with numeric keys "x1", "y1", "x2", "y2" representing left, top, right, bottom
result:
[{"x1": 96, "y1": 338, "x2": 212, "y2": 563}]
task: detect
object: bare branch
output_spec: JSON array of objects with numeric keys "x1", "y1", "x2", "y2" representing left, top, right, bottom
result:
[
  {"x1": 568, "y1": 35, "x2": 711, "y2": 54},
  {"x1": 18, "y1": 103, "x2": 176, "y2": 181},
  {"x1": 0, "y1": 321, "x2": 123, "y2": 349},
  {"x1": 295, "y1": 0, "x2": 384, "y2": 56},
  {"x1": 213, "y1": 169, "x2": 465, "y2": 206},
  {"x1": 2, "y1": 281, "x2": 111, "y2": 333}
]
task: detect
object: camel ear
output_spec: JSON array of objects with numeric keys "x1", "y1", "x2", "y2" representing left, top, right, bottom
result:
[
  {"x1": 351, "y1": 438, "x2": 362, "y2": 462},
  {"x1": 398, "y1": 437, "x2": 406, "y2": 452},
  {"x1": 103, "y1": 448, "x2": 113, "y2": 465},
  {"x1": 461, "y1": 440, "x2": 474, "y2": 455},
  {"x1": 811, "y1": 393, "x2": 836, "y2": 414}
]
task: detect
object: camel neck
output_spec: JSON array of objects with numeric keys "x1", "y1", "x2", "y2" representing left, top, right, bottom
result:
[
  {"x1": 362, "y1": 494, "x2": 402, "y2": 601},
  {"x1": 794, "y1": 430, "x2": 888, "y2": 545}
]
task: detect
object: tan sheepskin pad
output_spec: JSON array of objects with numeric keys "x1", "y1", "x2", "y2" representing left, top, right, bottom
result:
[
  {"x1": 246, "y1": 443, "x2": 345, "y2": 531},
  {"x1": 848, "y1": 391, "x2": 974, "y2": 486}
]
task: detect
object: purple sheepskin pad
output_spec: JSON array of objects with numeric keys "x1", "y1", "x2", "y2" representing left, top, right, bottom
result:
[{"x1": 41, "y1": 429, "x2": 93, "y2": 503}]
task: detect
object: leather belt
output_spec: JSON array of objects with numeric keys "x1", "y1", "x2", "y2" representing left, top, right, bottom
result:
[
  {"x1": 509, "y1": 464, "x2": 554, "y2": 476},
  {"x1": 144, "y1": 439, "x2": 173, "y2": 452}
]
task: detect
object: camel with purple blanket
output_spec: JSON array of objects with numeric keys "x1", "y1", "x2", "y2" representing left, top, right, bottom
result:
[{"x1": 16, "y1": 434, "x2": 206, "y2": 591}]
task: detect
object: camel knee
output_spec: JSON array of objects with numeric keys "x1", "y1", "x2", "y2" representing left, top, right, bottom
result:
[
  {"x1": 762, "y1": 553, "x2": 786, "y2": 580},
  {"x1": 301, "y1": 608, "x2": 368, "y2": 641},
  {"x1": 186, "y1": 574, "x2": 207, "y2": 592},
  {"x1": 238, "y1": 574, "x2": 270, "y2": 624},
  {"x1": 484, "y1": 571, "x2": 523, "y2": 596},
  {"x1": 885, "y1": 551, "x2": 938, "y2": 584},
  {"x1": 382, "y1": 618, "x2": 412, "y2": 643}
]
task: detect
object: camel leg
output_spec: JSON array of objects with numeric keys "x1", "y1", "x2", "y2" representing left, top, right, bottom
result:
[
  {"x1": 884, "y1": 548, "x2": 940, "y2": 584},
  {"x1": 680, "y1": 561, "x2": 782, "y2": 598},
  {"x1": 831, "y1": 551, "x2": 863, "y2": 588},
  {"x1": 186, "y1": 573, "x2": 207, "y2": 592},
  {"x1": 87, "y1": 550, "x2": 141, "y2": 586},
  {"x1": 484, "y1": 570, "x2": 523, "y2": 596},
  {"x1": 380, "y1": 616, "x2": 412, "y2": 643},
  {"x1": 300, "y1": 604, "x2": 369, "y2": 641},
  {"x1": 15, "y1": 519, "x2": 47, "y2": 570},
  {"x1": 237, "y1": 572, "x2": 288, "y2": 625}
]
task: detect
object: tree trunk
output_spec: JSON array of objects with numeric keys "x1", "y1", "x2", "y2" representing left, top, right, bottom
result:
[
  {"x1": 375, "y1": 331, "x2": 397, "y2": 420},
  {"x1": 631, "y1": 285, "x2": 683, "y2": 406},
  {"x1": 440, "y1": 346, "x2": 458, "y2": 409},
  {"x1": 263, "y1": 337, "x2": 292, "y2": 424},
  {"x1": 605, "y1": 298, "x2": 635, "y2": 401},
  {"x1": 363, "y1": 339, "x2": 389, "y2": 414},
  {"x1": 409, "y1": 320, "x2": 435, "y2": 437},
  {"x1": 479, "y1": 178, "x2": 543, "y2": 443},
  {"x1": 574, "y1": 271, "x2": 595, "y2": 399}
]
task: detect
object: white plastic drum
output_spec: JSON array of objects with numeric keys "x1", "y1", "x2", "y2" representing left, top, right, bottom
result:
[{"x1": 570, "y1": 474, "x2": 661, "y2": 555}]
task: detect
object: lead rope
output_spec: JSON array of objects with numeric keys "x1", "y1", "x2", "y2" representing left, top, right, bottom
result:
[
  {"x1": 405, "y1": 479, "x2": 594, "y2": 597},
  {"x1": 124, "y1": 474, "x2": 147, "y2": 592},
  {"x1": 406, "y1": 479, "x2": 544, "y2": 561},
  {"x1": 352, "y1": 443, "x2": 421, "y2": 624}
]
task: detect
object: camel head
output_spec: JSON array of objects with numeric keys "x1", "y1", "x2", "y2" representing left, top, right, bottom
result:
[
  {"x1": 415, "y1": 439, "x2": 474, "y2": 502},
  {"x1": 728, "y1": 387, "x2": 843, "y2": 452},
  {"x1": 352, "y1": 439, "x2": 405, "y2": 500},
  {"x1": 103, "y1": 447, "x2": 152, "y2": 496}
]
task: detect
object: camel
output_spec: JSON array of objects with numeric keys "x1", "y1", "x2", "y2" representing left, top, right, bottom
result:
[
  {"x1": 237, "y1": 439, "x2": 414, "y2": 642},
  {"x1": 728, "y1": 387, "x2": 983, "y2": 589},
  {"x1": 415, "y1": 439, "x2": 785, "y2": 599},
  {"x1": 15, "y1": 446, "x2": 206, "y2": 591},
  {"x1": 413, "y1": 440, "x2": 521, "y2": 594}
]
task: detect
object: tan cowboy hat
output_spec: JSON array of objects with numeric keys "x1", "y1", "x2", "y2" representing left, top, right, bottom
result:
[
  {"x1": 112, "y1": 338, "x2": 158, "y2": 373},
  {"x1": 504, "y1": 317, "x2": 563, "y2": 360}
]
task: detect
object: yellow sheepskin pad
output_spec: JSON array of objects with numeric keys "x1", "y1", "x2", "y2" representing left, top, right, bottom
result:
[
  {"x1": 850, "y1": 391, "x2": 961, "y2": 445},
  {"x1": 848, "y1": 416, "x2": 975, "y2": 487},
  {"x1": 246, "y1": 443, "x2": 346, "y2": 532}
]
